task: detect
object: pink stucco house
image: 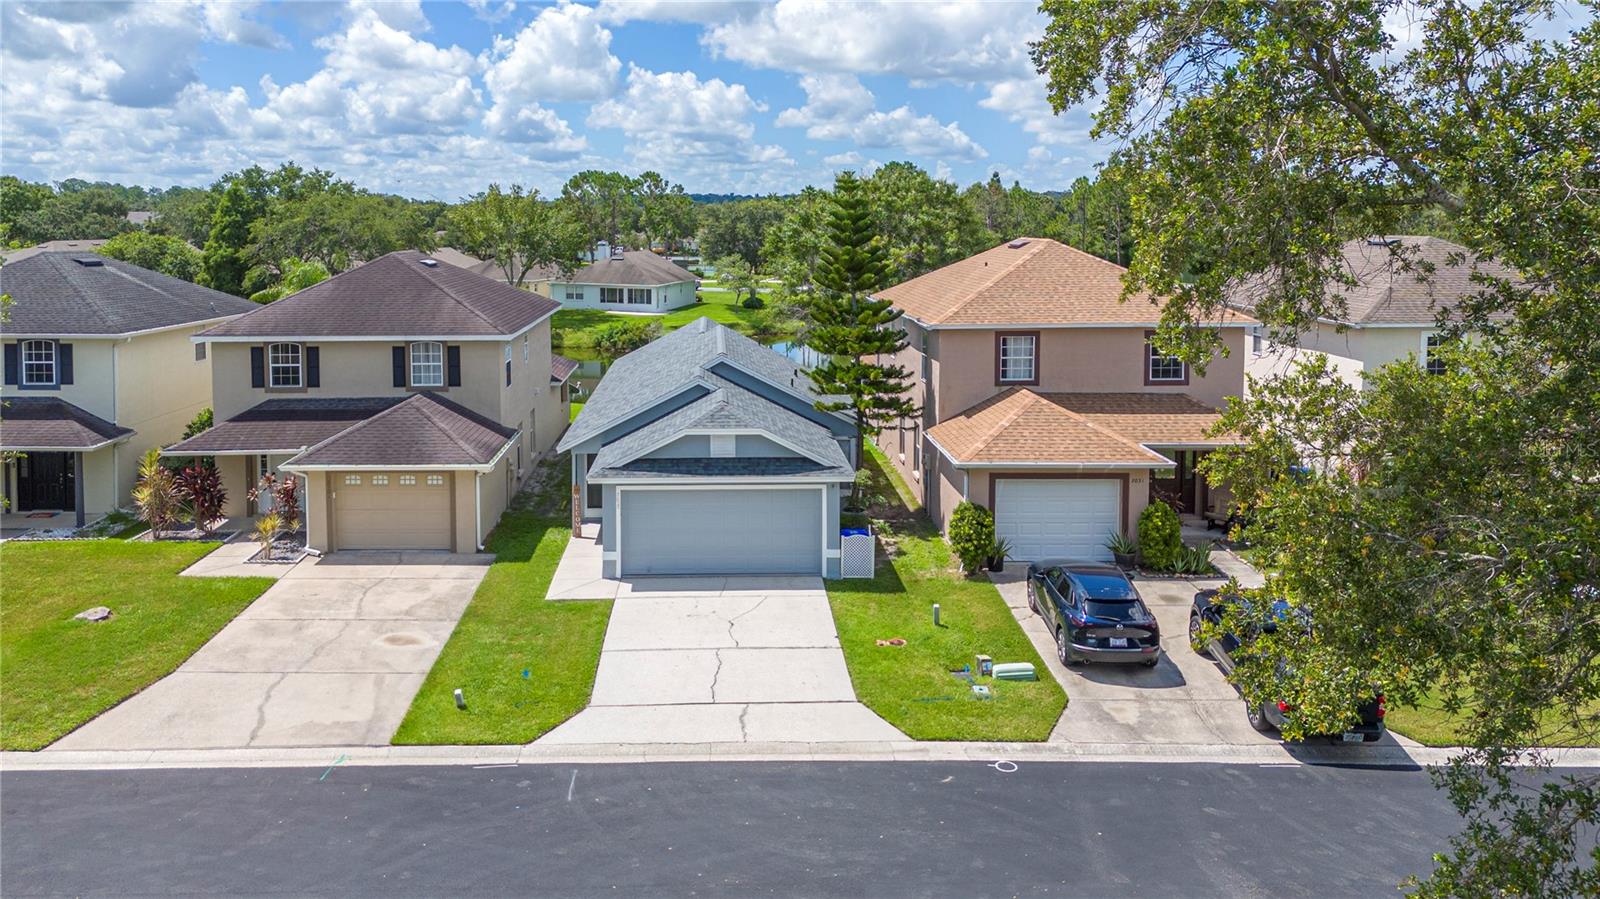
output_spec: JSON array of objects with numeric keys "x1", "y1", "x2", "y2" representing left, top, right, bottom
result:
[{"x1": 872, "y1": 237, "x2": 1255, "y2": 562}]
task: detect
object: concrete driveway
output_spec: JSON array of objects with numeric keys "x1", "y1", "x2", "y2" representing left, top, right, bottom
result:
[
  {"x1": 991, "y1": 569, "x2": 1285, "y2": 746},
  {"x1": 539, "y1": 576, "x2": 906, "y2": 744},
  {"x1": 52, "y1": 552, "x2": 489, "y2": 751}
]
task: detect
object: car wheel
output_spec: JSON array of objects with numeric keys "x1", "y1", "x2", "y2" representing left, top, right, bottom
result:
[
  {"x1": 1246, "y1": 702, "x2": 1277, "y2": 733},
  {"x1": 1188, "y1": 614, "x2": 1211, "y2": 658},
  {"x1": 1142, "y1": 657, "x2": 1159, "y2": 668},
  {"x1": 1027, "y1": 585, "x2": 1040, "y2": 615},
  {"x1": 1055, "y1": 627, "x2": 1076, "y2": 666}
]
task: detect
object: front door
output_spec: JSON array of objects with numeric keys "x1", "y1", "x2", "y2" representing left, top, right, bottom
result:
[
  {"x1": 583, "y1": 453, "x2": 602, "y2": 517},
  {"x1": 16, "y1": 452, "x2": 73, "y2": 511}
]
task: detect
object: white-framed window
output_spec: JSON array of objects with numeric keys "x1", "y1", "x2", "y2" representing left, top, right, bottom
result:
[
  {"x1": 1250, "y1": 326, "x2": 1264, "y2": 355},
  {"x1": 504, "y1": 343, "x2": 513, "y2": 386},
  {"x1": 913, "y1": 423, "x2": 922, "y2": 474},
  {"x1": 344, "y1": 474, "x2": 362, "y2": 485},
  {"x1": 626, "y1": 287, "x2": 652, "y2": 305},
  {"x1": 997, "y1": 333, "x2": 1037, "y2": 383},
  {"x1": 1146, "y1": 335, "x2": 1187, "y2": 383},
  {"x1": 426, "y1": 474, "x2": 445, "y2": 486},
  {"x1": 20, "y1": 339, "x2": 56, "y2": 386},
  {"x1": 371, "y1": 474, "x2": 389, "y2": 486},
  {"x1": 565, "y1": 288, "x2": 584, "y2": 301},
  {"x1": 398, "y1": 475, "x2": 416, "y2": 485},
  {"x1": 523, "y1": 335, "x2": 529, "y2": 363},
  {"x1": 898, "y1": 419, "x2": 906, "y2": 456},
  {"x1": 600, "y1": 287, "x2": 624, "y2": 304},
  {"x1": 195, "y1": 342, "x2": 207, "y2": 362},
  {"x1": 268, "y1": 342, "x2": 303, "y2": 388},
  {"x1": 409, "y1": 341, "x2": 444, "y2": 387},
  {"x1": 1422, "y1": 333, "x2": 1448, "y2": 376}
]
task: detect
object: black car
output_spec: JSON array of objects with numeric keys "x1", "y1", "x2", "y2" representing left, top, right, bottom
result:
[
  {"x1": 1190, "y1": 588, "x2": 1386, "y2": 742},
  {"x1": 1028, "y1": 561, "x2": 1161, "y2": 667}
]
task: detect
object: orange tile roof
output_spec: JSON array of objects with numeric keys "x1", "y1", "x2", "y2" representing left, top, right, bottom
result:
[
  {"x1": 926, "y1": 389, "x2": 1237, "y2": 466},
  {"x1": 875, "y1": 237, "x2": 1254, "y2": 327}
]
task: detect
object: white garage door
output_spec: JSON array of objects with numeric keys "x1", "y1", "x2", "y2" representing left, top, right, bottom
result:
[
  {"x1": 620, "y1": 488, "x2": 822, "y2": 576},
  {"x1": 334, "y1": 472, "x2": 453, "y2": 551},
  {"x1": 994, "y1": 478, "x2": 1121, "y2": 562}
]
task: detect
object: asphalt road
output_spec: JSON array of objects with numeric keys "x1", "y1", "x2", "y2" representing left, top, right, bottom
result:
[{"x1": 3, "y1": 760, "x2": 1464, "y2": 897}]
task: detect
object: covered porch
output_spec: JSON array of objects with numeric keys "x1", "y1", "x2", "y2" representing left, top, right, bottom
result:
[{"x1": 0, "y1": 396, "x2": 135, "y2": 528}]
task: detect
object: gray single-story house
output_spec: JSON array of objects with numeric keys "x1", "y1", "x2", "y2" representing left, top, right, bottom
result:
[
  {"x1": 557, "y1": 318, "x2": 857, "y2": 578},
  {"x1": 549, "y1": 250, "x2": 698, "y2": 313}
]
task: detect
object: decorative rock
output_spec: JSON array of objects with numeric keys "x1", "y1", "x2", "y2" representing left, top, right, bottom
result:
[{"x1": 74, "y1": 606, "x2": 112, "y2": 622}]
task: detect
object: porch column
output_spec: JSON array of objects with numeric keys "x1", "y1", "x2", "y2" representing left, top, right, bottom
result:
[{"x1": 73, "y1": 452, "x2": 85, "y2": 528}]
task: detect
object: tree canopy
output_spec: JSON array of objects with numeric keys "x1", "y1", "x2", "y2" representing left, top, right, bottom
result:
[
  {"x1": 448, "y1": 184, "x2": 585, "y2": 287},
  {"x1": 1034, "y1": 2, "x2": 1599, "y2": 894}
]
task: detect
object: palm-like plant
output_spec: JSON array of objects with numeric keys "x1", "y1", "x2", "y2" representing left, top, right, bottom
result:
[
  {"x1": 255, "y1": 512, "x2": 281, "y2": 560},
  {"x1": 132, "y1": 448, "x2": 181, "y2": 537},
  {"x1": 175, "y1": 464, "x2": 227, "y2": 533}
]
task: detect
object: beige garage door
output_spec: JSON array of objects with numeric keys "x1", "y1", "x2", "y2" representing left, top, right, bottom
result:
[{"x1": 333, "y1": 472, "x2": 453, "y2": 551}]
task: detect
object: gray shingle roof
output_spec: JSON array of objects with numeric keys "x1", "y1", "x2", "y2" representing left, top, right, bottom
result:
[
  {"x1": 590, "y1": 458, "x2": 853, "y2": 480},
  {"x1": 165, "y1": 398, "x2": 405, "y2": 455},
  {"x1": 558, "y1": 317, "x2": 831, "y2": 451},
  {"x1": 556, "y1": 251, "x2": 695, "y2": 287},
  {"x1": 0, "y1": 252, "x2": 258, "y2": 336},
  {"x1": 0, "y1": 397, "x2": 135, "y2": 450},
  {"x1": 286, "y1": 392, "x2": 516, "y2": 468},
  {"x1": 1228, "y1": 236, "x2": 1522, "y2": 325},
  {"x1": 198, "y1": 250, "x2": 561, "y2": 339}
]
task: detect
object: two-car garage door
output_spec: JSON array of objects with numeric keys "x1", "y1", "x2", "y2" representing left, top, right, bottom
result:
[
  {"x1": 334, "y1": 472, "x2": 454, "y2": 551},
  {"x1": 619, "y1": 488, "x2": 822, "y2": 576},
  {"x1": 994, "y1": 478, "x2": 1121, "y2": 562}
]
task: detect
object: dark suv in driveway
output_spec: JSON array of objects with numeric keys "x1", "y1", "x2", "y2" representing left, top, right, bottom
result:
[
  {"x1": 1190, "y1": 588, "x2": 1386, "y2": 742},
  {"x1": 1028, "y1": 561, "x2": 1161, "y2": 667}
]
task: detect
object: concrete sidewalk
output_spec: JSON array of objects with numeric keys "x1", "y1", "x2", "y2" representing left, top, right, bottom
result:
[{"x1": 538, "y1": 576, "x2": 906, "y2": 745}]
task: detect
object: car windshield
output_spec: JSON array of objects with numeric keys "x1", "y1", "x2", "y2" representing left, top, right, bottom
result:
[
  {"x1": 1075, "y1": 572, "x2": 1136, "y2": 599},
  {"x1": 1084, "y1": 599, "x2": 1147, "y2": 622}
]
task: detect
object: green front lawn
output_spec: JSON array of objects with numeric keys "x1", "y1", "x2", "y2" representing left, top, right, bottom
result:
[
  {"x1": 552, "y1": 287, "x2": 795, "y2": 350},
  {"x1": 1385, "y1": 692, "x2": 1599, "y2": 748},
  {"x1": 827, "y1": 522, "x2": 1067, "y2": 741},
  {"x1": 392, "y1": 513, "x2": 612, "y2": 745},
  {"x1": 0, "y1": 539, "x2": 275, "y2": 750}
]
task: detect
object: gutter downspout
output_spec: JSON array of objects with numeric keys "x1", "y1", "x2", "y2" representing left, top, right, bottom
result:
[{"x1": 475, "y1": 472, "x2": 484, "y2": 551}]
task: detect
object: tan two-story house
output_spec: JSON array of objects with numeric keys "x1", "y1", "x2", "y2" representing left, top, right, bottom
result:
[
  {"x1": 167, "y1": 251, "x2": 575, "y2": 553},
  {"x1": 0, "y1": 253, "x2": 258, "y2": 528},
  {"x1": 874, "y1": 238, "x2": 1255, "y2": 562}
]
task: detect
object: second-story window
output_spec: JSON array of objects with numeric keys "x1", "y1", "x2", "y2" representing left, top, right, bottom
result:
[
  {"x1": 1145, "y1": 334, "x2": 1187, "y2": 384},
  {"x1": 410, "y1": 341, "x2": 444, "y2": 387},
  {"x1": 268, "y1": 342, "x2": 302, "y2": 388},
  {"x1": 996, "y1": 332, "x2": 1038, "y2": 384},
  {"x1": 21, "y1": 340, "x2": 56, "y2": 386}
]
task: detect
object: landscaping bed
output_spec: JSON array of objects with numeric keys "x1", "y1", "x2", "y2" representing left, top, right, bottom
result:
[
  {"x1": 391, "y1": 513, "x2": 612, "y2": 745},
  {"x1": 0, "y1": 539, "x2": 275, "y2": 750}
]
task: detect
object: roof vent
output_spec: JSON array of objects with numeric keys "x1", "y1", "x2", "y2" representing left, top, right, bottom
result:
[
  {"x1": 1366, "y1": 237, "x2": 1400, "y2": 247},
  {"x1": 418, "y1": 257, "x2": 439, "y2": 267},
  {"x1": 73, "y1": 257, "x2": 105, "y2": 267},
  {"x1": 1006, "y1": 239, "x2": 1030, "y2": 249}
]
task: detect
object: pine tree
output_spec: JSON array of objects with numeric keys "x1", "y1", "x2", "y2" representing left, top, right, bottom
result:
[
  {"x1": 803, "y1": 172, "x2": 919, "y2": 490},
  {"x1": 198, "y1": 182, "x2": 253, "y2": 296}
]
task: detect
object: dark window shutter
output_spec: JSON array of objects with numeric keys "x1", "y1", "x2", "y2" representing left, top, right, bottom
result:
[
  {"x1": 447, "y1": 345, "x2": 462, "y2": 387},
  {"x1": 250, "y1": 346, "x2": 265, "y2": 388},
  {"x1": 392, "y1": 346, "x2": 406, "y2": 387},
  {"x1": 3, "y1": 343, "x2": 16, "y2": 385},
  {"x1": 58, "y1": 343, "x2": 73, "y2": 385},
  {"x1": 306, "y1": 346, "x2": 320, "y2": 387}
]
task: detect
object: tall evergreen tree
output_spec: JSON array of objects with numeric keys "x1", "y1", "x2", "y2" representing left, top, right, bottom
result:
[
  {"x1": 804, "y1": 172, "x2": 919, "y2": 486},
  {"x1": 198, "y1": 182, "x2": 253, "y2": 296}
]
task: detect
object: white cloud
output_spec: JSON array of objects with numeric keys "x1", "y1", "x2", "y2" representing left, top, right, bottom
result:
[
  {"x1": 823, "y1": 151, "x2": 864, "y2": 166},
  {"x1": 777, "y1": 74, "x2": 987, "y2": 162},
  {"x1": 981, "y1": 75, "x2": 1097, "y2": 150},
  {"x1": 484, "y1": 2, "x2": 620, "y2": 103},
  {"x1": 688, "y1": 0, "x2": 1042, "y2": 82}
]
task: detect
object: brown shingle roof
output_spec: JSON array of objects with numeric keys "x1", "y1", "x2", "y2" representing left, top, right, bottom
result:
[
  {"x1": 1227, "y1": 236, "x2": 1521, "y2": 325},
  {"x1": 550, "y1": 353, "x2": 579, "y2": 385},
  {"x1": 875, "y1": 238, "x2": 1254, "y2": 328},
  {"x1": 286, "y1": 392, "x2": 515, "y2": 468},
  {"x1": 558, "y1": 251, "x2": 695, "y2": 287},
  {"x1": 0, "y1": 397, "x2": 134, "y2": 451},
  {"x1": 164, "y1": 398, "x2": 405, "y2": 455},
  {"x1": 927, "y1": 389, "x2": 1235, "y2": 466},
  {"x1": 198, "y1": 251, "x2": 561, "y2": 339}
]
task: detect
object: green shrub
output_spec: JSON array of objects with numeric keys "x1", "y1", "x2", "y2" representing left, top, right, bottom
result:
[
  {"x1": 741, "y1": 295, "x2": 765, "y2": 309},
  {"x1": 1138, "y1": 501, "x2": 1182, "y2": 570},
  {"x1": 1172, "y1": 542, "x2": 1215, "y2": 575},
  {"x1": 948, "y1": 501, "x2": 996, "y2": 575},
  {"x1": 593, "y1": 318, "x2": 661, "y2": 361}
]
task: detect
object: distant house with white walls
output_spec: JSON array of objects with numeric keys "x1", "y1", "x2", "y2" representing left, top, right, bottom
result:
[
  {"x1": 1229, "y1": 236, "x2": 1519, "y2": 390},
  {"x1": 549, "y1": 250, "x2": 698, "y2": 313}
]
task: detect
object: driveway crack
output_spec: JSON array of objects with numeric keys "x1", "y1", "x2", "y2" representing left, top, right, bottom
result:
[
  {"x1": 303, "y1": 620, "x2": 353, "y2": 666},
  {"x1": 709, "y1": 649, "x2": 724, "y2": 702},
  {"x1": 738, "y1": 703, "x2": 750, "y2": 741},
  {"x1": 246, "y1": 673, "x2": 289, "y2": 746},
  {"x1": 725, "y1": 596, "x2": 769, "y2": 649}
]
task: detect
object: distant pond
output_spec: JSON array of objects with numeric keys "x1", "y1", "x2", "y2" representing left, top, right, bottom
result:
[{"x1": 565, "y1": 339, "x2": 827, "y2": 403}]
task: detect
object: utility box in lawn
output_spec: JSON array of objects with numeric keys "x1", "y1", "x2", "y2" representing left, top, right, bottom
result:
[{"x1": 975, "y1": 654, "x2": 993, "y2": 678}]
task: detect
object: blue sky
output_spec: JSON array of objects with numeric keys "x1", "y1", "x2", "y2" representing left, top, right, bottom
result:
[{"x1": 0, "y1": 1, "x2": 1104, "y2": 199}]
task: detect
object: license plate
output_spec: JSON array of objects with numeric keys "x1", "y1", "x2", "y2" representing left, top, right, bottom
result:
[
  {"x1": 1341, "y1": 732, "x2": 1366, "y2": 743},
  {"x1": 1109, "y1": 637, "x2": 1129, "y2": 648}
]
